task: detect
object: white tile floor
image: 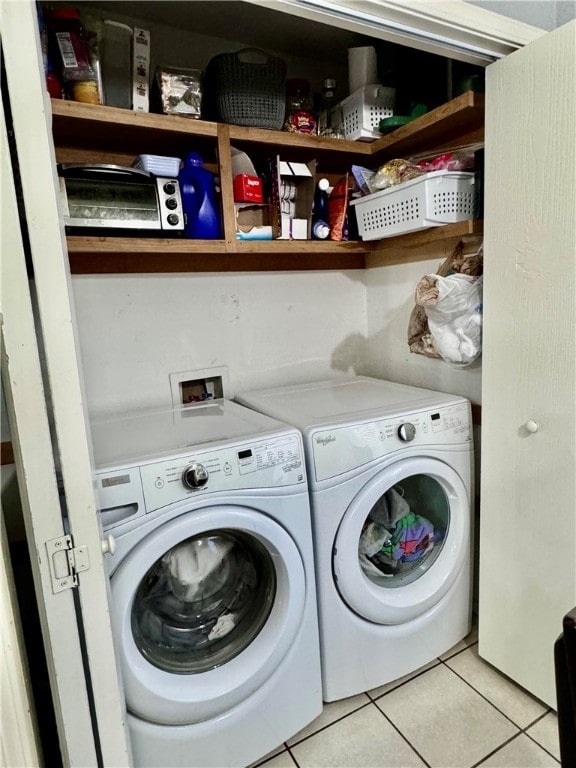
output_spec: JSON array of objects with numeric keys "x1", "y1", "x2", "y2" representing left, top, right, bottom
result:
[{"x1": 253, "y1": 625, "x2": 560, "y2": 768}]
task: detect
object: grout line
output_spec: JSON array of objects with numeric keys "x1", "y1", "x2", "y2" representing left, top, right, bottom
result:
[
  {"x1": 366, "y1": 659, "x2": 442, "y2": 702},
  {"x1": 469, "y1": 732, "x2": 525, "y2": 768},
  {"x1": 440, "y1": 658, "x2": 561, "y2": 763},
  {"x1": 374, "y1": 701, "x2": 433, "y2": 768},
  {"x1": 285, "y1": 742, "x2": 300, "y2": 768},
  {"x1": 283, "y1": 698, "x2": 374, "y2": 748}
]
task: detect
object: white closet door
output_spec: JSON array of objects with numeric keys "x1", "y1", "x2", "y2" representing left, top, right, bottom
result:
[
  {"x1": 1, "y1": 1, "x2": 132, "y2": 763},
  {"x1": 479, "y1": 20, "x2": 576, "y2": 707}
]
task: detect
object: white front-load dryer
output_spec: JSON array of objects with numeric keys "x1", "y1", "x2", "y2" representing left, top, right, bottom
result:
[
  {"x1": 237, "y1": 376, "x2": 474, "y2": 702},
  {"x1": 91, "y1": 400, "x2": 322, "y2": 767}
]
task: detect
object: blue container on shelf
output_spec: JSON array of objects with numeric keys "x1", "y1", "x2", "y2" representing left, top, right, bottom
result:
[{"x1": 178, "y1": 152, "x2": 222, "y2": 239}]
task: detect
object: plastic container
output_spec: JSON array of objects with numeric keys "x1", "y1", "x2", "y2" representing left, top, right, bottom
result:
[
  {"x1": 101, "y1": 20, "x2": 132, "y2": 109},
  {"x1": 134, "y1": 155, "x2": 182, "y2": 177},
  {"x1": 178, "y1": 152, "x2": 222, "y2": 239},
  {"x1": 312, "y1": 178, "x2": 331, "y2": 240},
  {"x1": 47, "y1": 8, "x2": 98, "y2": 102},
  {"x1": 350, "y1": 171, "x2": 476, "y2": 240},
  {"x1": 331, "y1": 85, "x2": 395, "y2": 142}
]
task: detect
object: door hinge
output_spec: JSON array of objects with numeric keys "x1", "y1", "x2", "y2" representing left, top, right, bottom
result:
[{"x1": 46, "y1": 534, "x2": 90, "y2": 593}]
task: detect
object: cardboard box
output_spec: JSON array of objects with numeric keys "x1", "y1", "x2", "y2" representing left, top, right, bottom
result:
[
  {"x1": 276, "y1": 158, "x2": 316, "y2": 239},
  {"x1": 233, "y1": 174, "x2": 264, "y2": 203},
  {"x1": 235, "y1": 204, "x2": 280, "y2": 240},
  {"x1": 132, "y1": 27, "x2": 150, "y2": 112}
]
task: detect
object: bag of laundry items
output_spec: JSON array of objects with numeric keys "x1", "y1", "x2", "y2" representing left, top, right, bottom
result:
[
  {"x1": 416, "y1": 273, "x2": 483, "y2": 366},
  {"x1": 407, "y1": 239, "x2": 483, "y2": 365}
]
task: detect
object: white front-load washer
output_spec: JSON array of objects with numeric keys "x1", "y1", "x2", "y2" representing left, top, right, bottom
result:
[
  {"x1": 91, "y1": 400, "x2": 322, "y2": 767},
  {"x1": 237, "y1": 376, "x2": 474, "y2": 702}
]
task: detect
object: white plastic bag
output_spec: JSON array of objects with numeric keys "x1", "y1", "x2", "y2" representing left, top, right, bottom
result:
[{"x1": 416, "y1": 273, "x2": 483, "y2": 366}]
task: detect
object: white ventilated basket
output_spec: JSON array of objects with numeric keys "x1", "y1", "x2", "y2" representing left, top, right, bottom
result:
[
  {"x1": 350, "y1": 171, "x2": 476, "y2": 240},
  {"x1": 331, "y1": 85, "x2": 395, "y2": 142}
]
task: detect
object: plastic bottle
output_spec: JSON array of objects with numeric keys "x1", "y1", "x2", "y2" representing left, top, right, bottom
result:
[
  {"x1": 317, "y1": 78, "x2": 337, "y2": 136},
  {"x1": 178, "y1": 152, "x2": 222, "y2": 239},
  {"x1": 47, "y1": 8, "x2": 99, "y2": 103},
  {"x1": 312, "y1": 178, "x2": 331, "y2": 240}
]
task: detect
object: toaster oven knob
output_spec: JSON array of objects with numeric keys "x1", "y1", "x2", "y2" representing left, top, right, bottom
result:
[
  {"x1": 167, "y1": 213, "x2": 180, "y2": 226},
  {"x1": 182, "y1": 463, "x2": 209, "y2": 490},
  {"x1": 165, "y1": 197, "x2": 178, "y2": 210},
  {"x1": 163, "y1": 181, "x2": 176, "y2": 195},
  {"x1": 397, "y1": 422, "x2": 416, "y2": 442}
]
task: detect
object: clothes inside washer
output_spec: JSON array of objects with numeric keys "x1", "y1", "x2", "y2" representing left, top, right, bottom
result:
[
  {"x1": 135, "y1": 534, "x2": 261, "y2": 659},
  {"x1": 163, "y1": 537, "x2": 235, "y2": 603}
]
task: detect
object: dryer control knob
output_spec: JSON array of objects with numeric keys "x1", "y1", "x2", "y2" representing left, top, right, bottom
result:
[
  {"x1": 397, "y1": 422, "x2": 416, "y2": 442},
  {"x1": 182, "y1": 462, "x2": 209, "y2": 490}
]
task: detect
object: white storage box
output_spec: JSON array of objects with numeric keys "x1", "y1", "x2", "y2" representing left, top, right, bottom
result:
[
  {"x1": 133, "y1": 154, "x2": 181, "y2": 176},
  {"x1": 350, "y1": 171, "x2": 476, "y2": 240},
  {"x1": 331, "y1": 85, "x2": 395, "y2": 142}
]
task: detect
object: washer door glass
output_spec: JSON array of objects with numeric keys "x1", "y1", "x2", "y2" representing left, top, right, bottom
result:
[
  {"x1": 333, "y1": 457, "x2": 470, "y2": 625},
  {"x1": 132, "y1": 530, "x2": 276, "y2": 674},
  {"x1": 110, "y1": 505, "x2": 306, "y2": 725}
]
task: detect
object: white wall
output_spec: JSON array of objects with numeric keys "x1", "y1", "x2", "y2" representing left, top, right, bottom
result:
[
  {"x1": 364, "y1": 260, "x2": 482, "y2": 403},
  {"x1": 72, "y1": 271, "x2": 367, "y2": 417},
  {"x1": 466, "y1": 0, "x2": 575, "y2": 30}
]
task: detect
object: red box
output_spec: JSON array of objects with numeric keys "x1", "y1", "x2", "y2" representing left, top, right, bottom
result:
[{"x1": 233, "y1": 173, "x2": 264, "y2": 203}]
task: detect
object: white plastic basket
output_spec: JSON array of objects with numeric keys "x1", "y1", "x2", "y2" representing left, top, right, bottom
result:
[
  {"x1": 350, "y1": 171, "x2": 476, "y2": 240},
  {"x1": 331, "y1": 85, "x2": 395, "y2": 142}
]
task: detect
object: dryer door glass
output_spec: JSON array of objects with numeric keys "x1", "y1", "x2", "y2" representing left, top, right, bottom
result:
[
  {"x1": 131, "y1": 529, "x2": 276, "y2": 674},
  {"x1": 359, "y1": 474, "x2": 448, "y2": 588},
  {"x1": 333, "y1": 456, "x2": 470, "y2": 625}
]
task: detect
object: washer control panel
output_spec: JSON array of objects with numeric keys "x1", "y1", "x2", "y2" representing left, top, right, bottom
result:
[
  {"x1": 135, "y1": 432, "x2": 304, "y2": 512},
  {"x1": 311, "y1": 401, "x2": 471, "y2": 482}
]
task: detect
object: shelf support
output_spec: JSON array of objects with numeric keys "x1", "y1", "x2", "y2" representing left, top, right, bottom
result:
[{"x1": 217, "y1": 124, "x2": 238, "y2": 249}]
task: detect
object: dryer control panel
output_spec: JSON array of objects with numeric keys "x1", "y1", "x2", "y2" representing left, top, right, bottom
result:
[{"x1": 310, "y1": 401, "x2": 471, "y2": 482}]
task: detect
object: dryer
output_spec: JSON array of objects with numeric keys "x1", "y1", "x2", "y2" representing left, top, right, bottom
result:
[
  {"x1": 237, "y1": 376, "x2": 474, "y2": 702},
  {"x1": 91, "y1": 400, "x2": 322, "y2": 767}
]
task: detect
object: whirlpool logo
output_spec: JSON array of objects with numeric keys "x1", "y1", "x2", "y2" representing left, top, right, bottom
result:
[{"x1": 315, "y1": 434, "x2": 336, "y2": 447}]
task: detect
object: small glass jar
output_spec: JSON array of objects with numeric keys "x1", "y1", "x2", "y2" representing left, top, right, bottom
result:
[{"x1": 284, "y1": 79, "x2": 317, "y2": 134}]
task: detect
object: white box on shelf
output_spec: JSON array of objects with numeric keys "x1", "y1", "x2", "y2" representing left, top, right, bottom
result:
[
  {"x1": 132, "y1": 27, "x2": 150, "y2": 112},
  {"x1": 331, "y1": 85, "x2": 395, "y2": 142},
  {"x1": 350, "y1": 171, "x2": 476, "y2": 240}
]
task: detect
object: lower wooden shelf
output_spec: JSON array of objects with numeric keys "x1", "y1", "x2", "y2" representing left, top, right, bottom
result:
[{"x1": 66, "y1": 221, "x2": 482, "y2": 274}]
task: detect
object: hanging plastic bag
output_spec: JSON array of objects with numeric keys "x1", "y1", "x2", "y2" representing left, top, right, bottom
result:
[
  {"x1": 407, "y1": 239, "x2": 483, "y2": 363},
  {"x1": 416, "y1": 273, "x2": 483, "y2": 366}
]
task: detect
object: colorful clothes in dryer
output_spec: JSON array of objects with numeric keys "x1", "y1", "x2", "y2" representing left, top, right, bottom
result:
[{"x1": 379, "y1": 511, "x2": 435, "y2": 562}]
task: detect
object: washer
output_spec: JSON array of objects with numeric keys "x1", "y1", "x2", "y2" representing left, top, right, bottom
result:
[
  {"x1": 237, "y1": 376, "x2": 474, "y2": 702},
  {"x1": 91, "y1": 400, "x2": 322, "y2": 767}
]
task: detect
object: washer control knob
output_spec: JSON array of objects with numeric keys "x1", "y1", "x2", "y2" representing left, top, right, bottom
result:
[
  {"x1": 398, "y1": 422, "x2": 416, "y2": 442},
  {"x1": 182, "y1": 462, "x2": 209, "y2": 490}
]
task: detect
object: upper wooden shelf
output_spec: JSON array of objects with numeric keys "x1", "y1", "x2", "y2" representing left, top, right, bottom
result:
[
  {"x1": 51, "y1": 91, "x2": 485, "y2": 273},
  {"x1": 50, "y1": 90, "x2": 483, "y2": 160}
]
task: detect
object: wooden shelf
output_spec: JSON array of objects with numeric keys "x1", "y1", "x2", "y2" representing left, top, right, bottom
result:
[
  {"x1": 366, "y1": 221, "x2": 483, "y2": 268},
  {"x1": 66, "y1": 222, "x2": 480, "y2": 273},
  {"x1": 370, "y1": 91, "x2": 485, "y2": 159},
  {"x1": 52, "y1": 92, "x2": 485, "y2": 273}
]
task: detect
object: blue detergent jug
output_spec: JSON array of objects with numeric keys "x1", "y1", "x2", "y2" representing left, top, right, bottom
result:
[{"x1": 178, "y1": 152, "x2": 222, "y2": 239}]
